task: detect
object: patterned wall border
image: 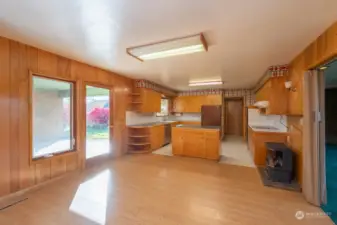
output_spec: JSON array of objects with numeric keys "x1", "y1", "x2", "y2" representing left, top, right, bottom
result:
[
  {"x1": 134, "y1": 79, "x2": 178, "y2": 96},
  {"x1": 178, "y1": 88, "x2": 224, "y2": 96},
  {"x1": 224, "y1": 89, "x2": 255, "y2": 106},
  {"x1": 134, "y1": 80, "x2": 255, "y2": 106}
]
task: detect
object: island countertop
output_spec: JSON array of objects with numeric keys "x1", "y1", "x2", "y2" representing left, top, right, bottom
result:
[{"x1": 175, "y1": 124, "x2": 221, "y2": 130}]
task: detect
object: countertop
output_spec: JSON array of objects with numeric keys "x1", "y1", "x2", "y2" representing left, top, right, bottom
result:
[
  {"x1": 249, "y1": 124, "x2": 288, "y2": 133},
  {"x1": 175, "y1": 124, "x2": 220, "y2": 130},
  {"x1": 128, "y1": 121, "x2": 178, "y2": 128}
]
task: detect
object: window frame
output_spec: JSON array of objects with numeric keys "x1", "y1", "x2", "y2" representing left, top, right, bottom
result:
[
  {"x1": 156, "y1": 98, "x2": 170, "y2": 117},
  {"x1": 29, "y1": 71, "x2": 77, "y2": 162}
]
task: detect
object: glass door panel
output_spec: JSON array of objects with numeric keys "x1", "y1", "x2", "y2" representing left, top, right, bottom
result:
[{"x1": 86, "y1": 85, "x2": 111, "y2": 159}]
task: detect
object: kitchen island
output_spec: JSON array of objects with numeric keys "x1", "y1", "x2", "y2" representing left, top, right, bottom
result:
[{"x1": 172, "y1": 125, "x2": 221, "y2": 160}]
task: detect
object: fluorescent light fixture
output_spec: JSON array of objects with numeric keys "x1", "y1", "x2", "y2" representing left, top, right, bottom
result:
[
  {"x1": 127, "y1": 33, "x2": 208, "y2": 61},
  {"x1": 320, "y1": 66, "x2": 328, "y2": 70},
  {"x1": 189, "y1": 81, "x2": 224, "y2": 87}
]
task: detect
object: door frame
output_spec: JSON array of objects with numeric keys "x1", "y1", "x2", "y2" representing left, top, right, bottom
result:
[
  {"x1": 223, "y1": 97, "x2": 246, "y2": 138},
  {"x1": 83, "y1": 82, "x2": 114, "y2": 168}
]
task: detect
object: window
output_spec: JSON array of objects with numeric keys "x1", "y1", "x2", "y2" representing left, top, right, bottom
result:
[
  {"x1": 32, "y1": 76, "x2": 75, "y2": 159},
  {"x1": 156, "y1": 98, "x2": 169, "y2": 116}
]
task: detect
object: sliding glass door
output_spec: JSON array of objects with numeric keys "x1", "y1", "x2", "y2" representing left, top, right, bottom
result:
[{"x1": 85, "y1": 85, "x2": 112, "y2": 160}]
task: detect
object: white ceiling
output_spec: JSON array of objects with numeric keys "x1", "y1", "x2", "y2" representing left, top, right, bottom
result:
[{"x1": 1, "y1": 0, "x2": 337, "y2": 90}]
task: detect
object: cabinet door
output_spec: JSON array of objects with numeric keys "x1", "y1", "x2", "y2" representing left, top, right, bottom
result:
[
  {"x1": 205, "y1": 131, "x2": 220, "y2": 160},
  {"x1": 173, "y1": 97, "x2": 184, "y2": 112},
  {"x1": 172, "y1": 128, "x2": 184, "y2": 155},
  {"x1": 183, "y1": 130, "x2": 205, "y2": 158},
  {"x1": 206, "y1": 95, "x2": 222, "y2": 105},
  {"x1": 255, "y1": 81, "x2": 271, "y2": 102},
  {"x1": 151, "y1": 125, "x2": 165, "y2": 150},
  {"x1": 152, "y1": 91, "x2": 162, "y2": 112},
  {"x1": 266, "y1": 76, "x2": 287, "y2": 115},
  {"x1": 140, "y1": 89, "x2": 161, "y2": 113}
]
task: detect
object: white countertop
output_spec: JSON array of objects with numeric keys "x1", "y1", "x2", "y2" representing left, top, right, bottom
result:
[{"x1": 249, "y1": 123, "x2": 288, "y2": 133}]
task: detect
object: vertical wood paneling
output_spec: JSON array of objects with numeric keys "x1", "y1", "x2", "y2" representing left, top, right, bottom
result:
[
  {"x1": 57, "y1": 56, "x2": 71, "y2": 79},
  {"x1": 51, "y1": 157, "x2": 67, "y2": 178},
  {"x1": 0, "y1": 38, "x2": 11, "y2": 196},
  {"x1": 9, "y1": 41, "x2": 21, "y2": 192},
  {"x1": 17, "y1": 44, "x2": 35, "y2": 189},
  {"x1": 35, "y1": 161, "x2": 51, "y2": 184},
  {"x1": 0, "y1": 35, "x2": 132, "y2": 197},
  {"x1": 65, "y1": 154, "x2": 78, "y2": 172},
  {"x1": 37, "y1": 50, "x2": 58, "y2": 76}
]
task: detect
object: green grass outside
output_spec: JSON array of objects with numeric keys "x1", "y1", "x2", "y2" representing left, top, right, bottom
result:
[{"x1": 86, "y1": 127, "x2": 109, "y2": 139}]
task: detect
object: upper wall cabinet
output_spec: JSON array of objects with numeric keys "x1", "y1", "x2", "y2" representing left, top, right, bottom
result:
[
  {"x1": 173, "y1": 95, "x2": 222, "y2": 113},
  {"x1": 255, "y1": 76, "x2": 288, "y2": 115},
  {"x1": 131, "y1": 88, "x2": 161, "y2": 113}
]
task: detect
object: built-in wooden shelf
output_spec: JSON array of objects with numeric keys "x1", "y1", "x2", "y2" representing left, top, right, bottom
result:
[
  {"x1": 128, "y1": 142, "x2": 150, "y2": 146},
  {"x1": 128, "y1": 149, "x2": 152, "y2": 154},
  {"x1": 129, "y1": 135, "x2": 149, "y2": 138},
  {"x1": 131, "y1": 102, "x2": 142, "y2": 104},
  {"x1": 127, "y1": 125, "x2": 151, "y2": 154}
]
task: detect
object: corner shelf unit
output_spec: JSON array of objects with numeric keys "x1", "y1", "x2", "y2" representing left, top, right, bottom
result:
[{"x1": 127, "y1": 127, "x2": 151, "y2": 154}]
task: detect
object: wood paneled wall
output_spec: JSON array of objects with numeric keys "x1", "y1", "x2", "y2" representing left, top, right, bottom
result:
[
  {"x1": 287, "y1": 21, "x2": 337, "y2": 184},
  {"x1": 0, "y1": 36, "x2": 132, "y2": 197}
]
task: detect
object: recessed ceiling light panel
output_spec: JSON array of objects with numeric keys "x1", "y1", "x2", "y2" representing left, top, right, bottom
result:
[
  {"x1": 189, "y1": 81, "x2": 224, "y2": 87},
  {"x1": 127, "y1": 33, "x2": 208, "y2": 61}
]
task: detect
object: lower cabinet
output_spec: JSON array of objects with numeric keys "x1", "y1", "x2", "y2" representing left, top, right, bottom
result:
[
  {"x1": 172, "y1": 127, "x2": 220, "y2": 160},
  {"x1": 150, "y1": 125, "x2": 165, "y2": 151}
]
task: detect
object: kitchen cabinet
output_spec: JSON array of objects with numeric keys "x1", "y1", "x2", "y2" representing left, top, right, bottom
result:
[
  {"x1": 172, "y1": 126, "x2": 220, "y2": 160},
  {"x1": 248, "y1": 127, "x2": 288, "y2": 166},
  {"x1": 173, "y1": 95, "x2": 222, "y2": 113},
  {"x1": 131, "y1": 88, "x2": 161, "y2": 113},
  {"x1": 150, "y1": 125, "x2": 165, "y2": 150},
  {"x1": 255, "y1": 76, "x2": 288, "y2": 115}
]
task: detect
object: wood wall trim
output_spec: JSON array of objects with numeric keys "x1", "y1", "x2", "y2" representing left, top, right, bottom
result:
[
  {"x1": 0, "y1": 36, "x2": 132, "y2": 198},
  {"x1": 0, "y1": 37, "x2": 11, "y2": 196}
]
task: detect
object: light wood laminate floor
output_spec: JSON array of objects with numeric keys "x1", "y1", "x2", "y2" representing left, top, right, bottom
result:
[{"x1": 0, "y1": 154, "x2": 333, "y2": 225}]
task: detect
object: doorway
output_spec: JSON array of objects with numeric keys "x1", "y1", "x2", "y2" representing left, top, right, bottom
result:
[
  {"x1": 85, "y1": 85, "x2": 113, "y2": 162},
  {"x1": 220, "y1": 98, "x2": 253, "y2": 167},
  {"x1": 225, "y1": 99, "x2": 243, "y2": 136},
  {"x1": 321, "y1": 59, "x2": 337, "y2": 223}
]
